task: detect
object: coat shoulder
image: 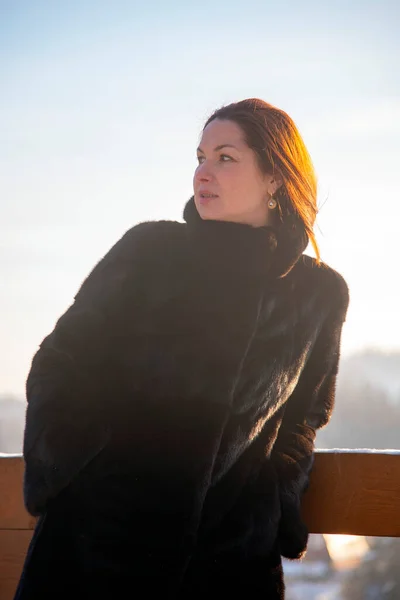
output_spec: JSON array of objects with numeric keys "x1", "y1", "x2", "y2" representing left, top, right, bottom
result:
[
  {"x1": 106, "y1": 219, "x2": 186, "y2": 263},
  {"x1": 72, "y1": 219, "x2": 186, "y2": 304},
  {"x1": 296, "y1": 254, "x2": 349, "y2": 315}
]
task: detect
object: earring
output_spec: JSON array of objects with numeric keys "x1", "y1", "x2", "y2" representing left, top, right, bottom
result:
[{"x1": 268, "y1": 196, "x2": 277, "y2": 209}]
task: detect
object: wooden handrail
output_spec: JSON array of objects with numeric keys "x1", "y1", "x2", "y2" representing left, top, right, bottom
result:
[
  {"x1": 0, "y1": 451, "x2": 399, "y2": 599},
  {"x1": 1, "y1": 451, "x2": 399, "y2": 535}
]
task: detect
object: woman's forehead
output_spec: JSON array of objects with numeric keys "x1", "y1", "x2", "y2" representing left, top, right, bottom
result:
[{"x1": 200, "y1": 119, "x2": 246, "y2": 148}]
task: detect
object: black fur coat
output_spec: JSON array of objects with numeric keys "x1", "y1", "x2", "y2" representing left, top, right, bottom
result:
[{"x1": 15, "y1": 197, "x2": 349, "y2": 599}]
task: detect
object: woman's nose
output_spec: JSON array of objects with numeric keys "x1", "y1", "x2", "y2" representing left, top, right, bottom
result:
[{"x1": 195, "y1": 162, "x2": 212, "y2": 182}]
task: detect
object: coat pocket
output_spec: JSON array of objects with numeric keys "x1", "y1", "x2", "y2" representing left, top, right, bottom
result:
[{"x1": 198, "y1": 461, "x2": 281, "y2": 558}]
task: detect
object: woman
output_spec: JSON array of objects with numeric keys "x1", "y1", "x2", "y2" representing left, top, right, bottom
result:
[{"x1": 15, "y1": 98, "x2": 349, "y2": 599}]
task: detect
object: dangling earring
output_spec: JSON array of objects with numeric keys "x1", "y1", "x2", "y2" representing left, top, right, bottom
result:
[{"x1": 268, "y1": 196, "x2": 277, "y2": 210}]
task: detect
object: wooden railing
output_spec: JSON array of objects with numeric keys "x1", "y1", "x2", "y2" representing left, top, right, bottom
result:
[{"x1": 1, "y1": 451, "x2": 399, "y2": 599}]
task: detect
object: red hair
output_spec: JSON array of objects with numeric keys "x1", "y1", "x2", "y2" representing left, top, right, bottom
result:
[{"x1": 204, "y1": 98, "x2": 320, "y2": 263}]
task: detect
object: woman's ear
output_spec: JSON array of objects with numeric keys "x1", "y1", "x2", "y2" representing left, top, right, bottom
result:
[{"x1": 266, "y1": 174, "x2": 283, "y2": 197}]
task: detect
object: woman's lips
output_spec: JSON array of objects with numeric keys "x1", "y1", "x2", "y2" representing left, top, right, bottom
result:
[{"x1": 198, "y1": 193, "x2": 218, "y2": 205}]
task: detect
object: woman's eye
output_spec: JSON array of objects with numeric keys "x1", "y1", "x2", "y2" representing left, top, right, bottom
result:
[{"x1": 196, "y1": 154, "x2": 233, "y2": 164}]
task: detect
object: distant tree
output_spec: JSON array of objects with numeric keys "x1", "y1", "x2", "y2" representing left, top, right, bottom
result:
[
  {"x1": 341, "y1": 538, "x2": 400, "y2": 599},
  {"x1": 317, "y1": 379, "x2": 400, "y2": 450},
  {"x1": 0, "y1": 396, "x2": 25, "y2": 453}
]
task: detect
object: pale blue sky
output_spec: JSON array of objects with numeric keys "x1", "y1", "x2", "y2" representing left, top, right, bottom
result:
[{"x1": 1, "y1": 0, "x2": 399, "y2": 396}]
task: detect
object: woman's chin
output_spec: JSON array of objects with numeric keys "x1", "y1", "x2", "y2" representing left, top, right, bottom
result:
[{"x1": 195, "y1": 198, "x2": 222, "y2": 220}]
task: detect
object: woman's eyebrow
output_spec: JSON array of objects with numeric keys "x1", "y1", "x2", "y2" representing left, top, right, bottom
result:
[{"x1": 197, "y1": 143, "x2": 240, "y2": 153}]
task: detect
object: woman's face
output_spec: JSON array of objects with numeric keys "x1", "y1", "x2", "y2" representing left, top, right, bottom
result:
[{"x1": 193, "y1": 119, "x2": 280, "y2": 227}]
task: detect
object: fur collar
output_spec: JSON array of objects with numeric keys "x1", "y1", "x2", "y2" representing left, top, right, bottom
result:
[{"x1": 183, "y1": 196, "x2": 308, "y2": 279}]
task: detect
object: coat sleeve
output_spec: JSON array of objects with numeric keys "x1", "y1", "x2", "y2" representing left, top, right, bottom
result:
[
  {"x1": 270, "y1": 270, "x2": 349, "y2": 559},
  {"x1": 23, "y1": 223, "x2": 153, "y2": 516}
]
